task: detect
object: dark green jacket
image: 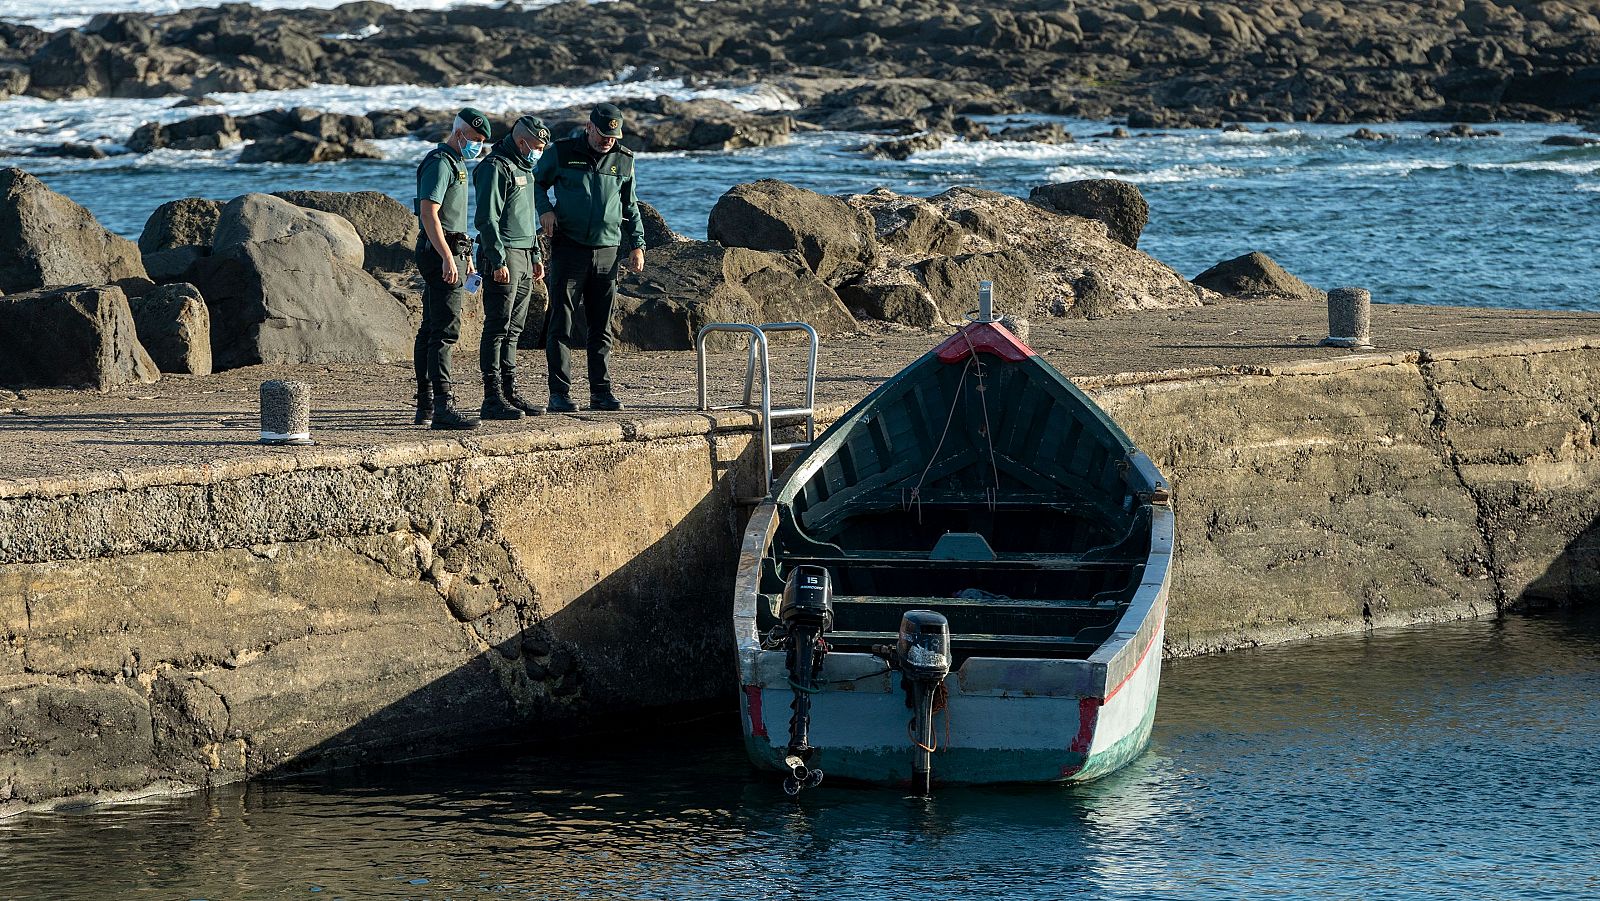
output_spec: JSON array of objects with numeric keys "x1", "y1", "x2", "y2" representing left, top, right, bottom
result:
[
  {"x1": 415, "y1": 142, "x2": 470, "y2": 233},
  {"x1": 533, "y1": 136, "x2": 645, "y2": 250},
  {"x1": 473, "y1": 136, "x2": 541, "y2": 270}
]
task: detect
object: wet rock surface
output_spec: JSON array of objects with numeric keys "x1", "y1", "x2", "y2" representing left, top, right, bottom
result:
[{"x1": 3, "y1": 0, "x2": 1598, "y2": 130}]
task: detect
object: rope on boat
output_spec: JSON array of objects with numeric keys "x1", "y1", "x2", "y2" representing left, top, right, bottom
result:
[{"x1": 903, "y1": 326, "x2": 1005, "y2": 522}]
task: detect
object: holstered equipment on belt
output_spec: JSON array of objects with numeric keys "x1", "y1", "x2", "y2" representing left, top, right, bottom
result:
[{"x1": 444, "y1": 231, "x2": 471, "y2": 256}]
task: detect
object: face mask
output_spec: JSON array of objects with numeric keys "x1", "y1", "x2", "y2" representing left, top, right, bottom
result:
[
  {"x1": 522, "y1": 142, "x2": 542, "y2": 163},
  {"x1": 462, "y1": 140, "x2": 483, "y2": 159}
]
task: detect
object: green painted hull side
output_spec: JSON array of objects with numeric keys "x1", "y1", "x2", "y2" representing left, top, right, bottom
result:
[{"x1": 742, "y1": 690, "x2": 1159, "y2": 787}]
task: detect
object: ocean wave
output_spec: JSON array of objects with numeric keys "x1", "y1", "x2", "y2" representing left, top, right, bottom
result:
[
  {"x1": 1044, "y1": 162, "x2": 1243, "y2": 184},
  {"x1": 1471, "y1": 159, "x2": 1600, "y2": 176}
]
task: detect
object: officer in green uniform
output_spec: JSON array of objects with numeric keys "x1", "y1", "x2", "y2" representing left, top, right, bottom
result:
[
  {"x1": 474, "y1": 115, "x2": 551, "y2": 420},
  {"x1": 413, "y1": 106, "x2": 491, "y2": 430},
  {"x1": 534, "y1": 101, "x2": 646, "y2": 413}
]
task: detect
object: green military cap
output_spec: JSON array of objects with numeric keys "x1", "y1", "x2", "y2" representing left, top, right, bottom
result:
[
  {"x1": 515, "y1": 115, "x2": 553, "y2": 145},
  {"x1": 590, "y1": 102, "x2": 624, "y2": 137},
  {"x1": 456, "y1": 106, "x2": 492, "y2": 140}
]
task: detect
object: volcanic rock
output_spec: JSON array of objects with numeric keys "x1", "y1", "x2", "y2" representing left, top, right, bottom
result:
[
  {"x1": 0, "y1": 284, "x2": 159, "y2": 389},
  {"x1": 0, "y1": 167, "x2": 147, "y2": 295},
  {"x1": 615, "y1": 240, "x2": 857, "y2": 351},
  {"x1": 1028, "y1": 179, "x2": 1150, "y2": 248},
  {"x1": 187, "y1": 231, "x2": 414, "y2": 370},
  {"x1": 127, "y1": 113, "x2": 241, "y2": 152},
  {"x1": 707, "y1": 179, "x2": 877, "y2": 283},
  {"x1": 273, "y1": 190, "x2": 419, "y2": 272},
  {"x1": 837, "y1": 267, "x2": 944, "y2": 329},
  {"x1": 128, "y1": 282, "x2": 211, "y2": 375},
  {"x1": 857, "y1": 131, "x2": 949, "y2": 160},
  {"x1": 636, "y1": 201, "x2": 684, "y2": 249},
  {"x1": 139, "y1": 197, "x2": 223, "y2": 254},
  {"x1": 240, "y1": 133, "x2": 383, "y2": 164},
  {"x1": 1193, "y1": 252, "x2": 1324, "y2": 301},
  {"x1": 212, "y1": 193, "x2": 365, "y2": 269}
]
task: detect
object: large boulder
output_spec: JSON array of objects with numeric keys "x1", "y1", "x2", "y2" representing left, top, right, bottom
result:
[
  {"x1": 0, "y1": 284, "x2": 159, "y2": 389},
  {"x1": 188, "y1": 232, "x2": 415, "y2": 370},
  {"x1": 139, "y1": 197, "x2": 223, "y2": 254},
  {"x1": 213, "y1": 193, "x2": 364, "y2": 269},
  {"x1": 890, "y1": 187, "x2": 1200, "y2": 319},
  {"x1": 616, "y1": 241, "x2": 857, "y2": 351},
  {"x1": 272, "y1": 190, "x2": 419, "y2": 273},
  {"x1": 837, "y1": 267, "x2": 944, "y2": 329},
  {"x1": 915, "y1": 249, "x2": 1044, "y2": 321},
  {"x1": 636, "y1": 201, "x2": 683, "y2": 250},
  {"x1": 1028, "y1": 179, "x2": 1150, "y2": 249},
  {"x1": 707, "y1": 180, "x2": 878, "y2": 283},
  {"x1": 846, "y1": 189, "x2": 971, "y2": 258},
  {"x1": 1193, "y1": 252, "x2": 1325, "y2": 301},
  {"x1": 0, "y1": 168, "x2": 148, "y2": 294},
  {"x1": 129, "y1": 282, "x2": 211, "y2": 375}
]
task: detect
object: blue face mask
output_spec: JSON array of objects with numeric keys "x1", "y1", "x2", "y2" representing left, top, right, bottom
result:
[
  {"x1": 462, "y1": 140, "x2": 483, "y2": 159},
  {"x1": 522, "y1": 142, "x2": 542, "y2": 163}
]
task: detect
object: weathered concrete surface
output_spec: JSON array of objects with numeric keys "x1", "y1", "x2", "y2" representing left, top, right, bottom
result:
[{"x1": 3, "y1": 299, "x2": 1600, "y2": 815}]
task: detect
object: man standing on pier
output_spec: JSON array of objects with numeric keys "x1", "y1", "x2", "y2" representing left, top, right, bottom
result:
[
  {"x1": 413, "y1": 107, "x2": 492, "y2": 430},
  {"x1": 474, "y1": 115, "x2": 552, "y2": 420},
  {"x1": 534, "y1": 101, "x2": 646, "y2": 413}
]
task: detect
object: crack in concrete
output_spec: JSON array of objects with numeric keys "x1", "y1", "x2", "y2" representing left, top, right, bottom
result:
[{"x1": 1416, "y1": 352, "x2": 1507, "y2": 611}]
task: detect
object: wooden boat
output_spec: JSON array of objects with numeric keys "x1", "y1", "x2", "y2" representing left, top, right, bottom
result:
[{"x1": 732, "y1": 315, "x2": 1173, "y2": 793}]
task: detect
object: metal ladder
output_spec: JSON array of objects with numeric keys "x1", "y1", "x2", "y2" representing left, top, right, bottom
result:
[{"x1": 695, "y1": 321, "x2": 819, "y2": 498}]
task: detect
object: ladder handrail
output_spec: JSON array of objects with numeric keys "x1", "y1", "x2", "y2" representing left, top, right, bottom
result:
[{"x1": 695, "y1": 321, "x2": 819, "y2": 496}]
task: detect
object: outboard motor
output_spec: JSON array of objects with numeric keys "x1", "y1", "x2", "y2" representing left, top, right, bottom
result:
[
  {"x1": 897, "y1": 610, "x2": 952, "y2": 795},
  {"x1": 777, "y1": 565, "x2": 833, "y2": 796}
]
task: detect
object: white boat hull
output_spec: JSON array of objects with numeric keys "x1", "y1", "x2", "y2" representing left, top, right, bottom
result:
[{"x1": 735, "y1": 503, "x2": 1173, "y2": 787}]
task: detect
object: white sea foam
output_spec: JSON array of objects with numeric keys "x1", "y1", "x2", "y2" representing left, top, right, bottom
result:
[
  {"x1": 1044, "y1": 162, "x2": 1243, "y2": 184},
  {"x1": 0, "y1": 78, "x2": 797, "y2": 156},
  {"x1": 4, "y1": 0, "x2": 614, "y2": 33}
]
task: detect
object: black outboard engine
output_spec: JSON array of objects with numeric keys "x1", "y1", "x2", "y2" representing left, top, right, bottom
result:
[
  {"x1": 777, "y1": 565, "x2": 833, "y2": 796},
  {"x1": 896, "y1": 610, "x2": 952, "y2": 795}
]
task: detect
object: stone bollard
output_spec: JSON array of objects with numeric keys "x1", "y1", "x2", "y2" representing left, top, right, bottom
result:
[
  {"x1": 1321, "y1": 286, "x2": 1374, "y2": 348},
  {"x1": 259, "y1": 379, "x2": 313, "y2": 445}
]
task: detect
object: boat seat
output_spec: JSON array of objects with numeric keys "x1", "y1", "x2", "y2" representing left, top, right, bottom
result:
[
  {"x1": 825, "y1": 630, "x2": 1104, "y2": 658},
  {"x1": 929, "y1": 532, "x2": 997, "y2": 561},
  {"x1": 778, "y1": 554, "x2": 1140, "y2": 571}
]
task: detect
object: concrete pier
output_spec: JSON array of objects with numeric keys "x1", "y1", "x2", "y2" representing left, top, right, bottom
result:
[{"x1": 4, "y1": 297, "x2": 1600, "y2": 814}]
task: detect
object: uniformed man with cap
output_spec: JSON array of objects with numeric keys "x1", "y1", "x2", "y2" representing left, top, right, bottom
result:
[
  {"x1": 533, "y1": 101, "x2": 646, "y2": 413},
  {"x1": 474, "y1": 114, "x2": 552, "y2": 420},
  {"x1": 413, "y1": 106, "x2": 493, "y2": 430}
]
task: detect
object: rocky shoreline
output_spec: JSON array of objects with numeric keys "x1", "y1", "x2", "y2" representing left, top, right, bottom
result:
[
  {"x1": 2, "y1": 0, "x2": 1598, "y2": 153},
  {"x1": 3, "y1": 152, "x2": 1357, "y2": 393}
]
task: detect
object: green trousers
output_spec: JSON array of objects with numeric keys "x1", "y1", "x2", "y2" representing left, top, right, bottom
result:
[{"x1": 480, "y1": 245, "x2": 536, "y2": 375}]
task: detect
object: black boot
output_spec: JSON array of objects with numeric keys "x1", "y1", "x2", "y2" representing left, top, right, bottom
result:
[
  {"x1": 502, "y1": 371, "x2": 543, "y2": 416},
  {"x1": 414, "y1": 382, "x2": 433, "y2": 426},
  {"x1": 431, "y1": 390, "x2": 479, "y2": 430},
  {"x1": 589, "y1": 389, "x2": 624, "y2": 412},
  {"x1": 480, "y1": 371, "x2": 523, "y2": 420},
  {"x1": 547, "y1": 393, "x2": 578, "y2": 413}
]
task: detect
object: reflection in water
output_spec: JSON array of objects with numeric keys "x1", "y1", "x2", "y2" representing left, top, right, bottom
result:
[{"x1": 3, "y1": 613, "x2": 1599, "y2": 899}]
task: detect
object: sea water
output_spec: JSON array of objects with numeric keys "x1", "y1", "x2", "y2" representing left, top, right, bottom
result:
[
  {"x1": 2, "y1": 613, "x2": 1597, "y2": 899},
  {"x1": 2, "y1": 80, "x2": 1595, "y2": 312}
]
